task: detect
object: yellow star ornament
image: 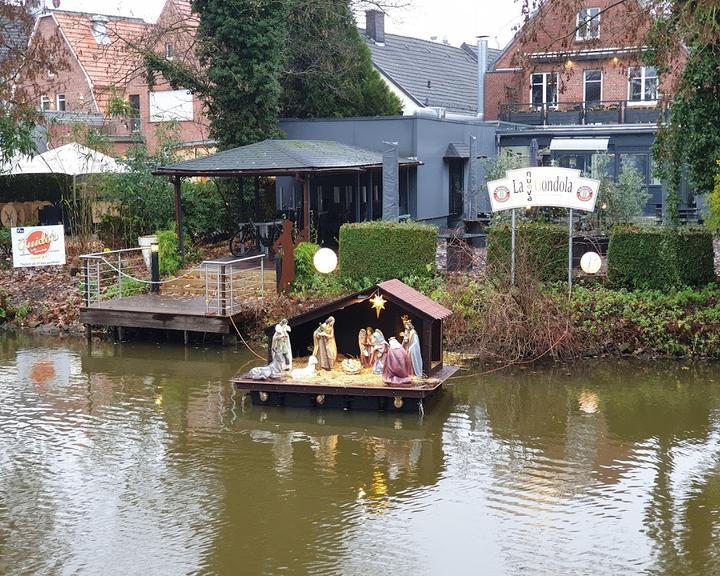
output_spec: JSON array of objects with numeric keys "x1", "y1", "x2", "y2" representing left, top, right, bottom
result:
[{"x1": 369, "y1": 293, "x2": 386, "y2": 318}]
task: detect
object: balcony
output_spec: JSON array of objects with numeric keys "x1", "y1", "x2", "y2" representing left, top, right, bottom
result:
[
  {"x1": 42, "y1": 111, "x2": 144, "y2": 143},
  {"x1": 499, "y1": 100, "x2": 668, "y2": 126}
]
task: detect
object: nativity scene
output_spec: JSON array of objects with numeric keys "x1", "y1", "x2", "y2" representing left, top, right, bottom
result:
[{"x1": 234, "y1": 280, "x2": 458, "y2": 411}]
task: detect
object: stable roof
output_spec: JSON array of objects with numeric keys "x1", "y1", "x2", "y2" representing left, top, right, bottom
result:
[{"x1": 154, "y1": 139, "x2": 421, "y2": 177}]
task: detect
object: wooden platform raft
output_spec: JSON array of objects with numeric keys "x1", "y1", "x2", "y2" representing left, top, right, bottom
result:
[{"x1": 233, "y1": 279, "x2": 458, "y2": 412}]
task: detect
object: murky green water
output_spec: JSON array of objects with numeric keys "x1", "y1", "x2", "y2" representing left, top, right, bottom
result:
[{"x1": 1, "y1": 334, "x2": 720, "y2": 575}]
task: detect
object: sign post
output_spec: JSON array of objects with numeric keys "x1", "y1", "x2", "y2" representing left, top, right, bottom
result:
[{"x1": 487, "y1": 167, "x2": 600, "y2": 289}]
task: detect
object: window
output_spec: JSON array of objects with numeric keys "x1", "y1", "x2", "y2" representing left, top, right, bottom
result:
[
  {"x1": 40, "y1": 95, "x2": 51, "y2": 111},
  {"x1": 129, "y1": 94, "x2": 141, "y2": 132},
  {"x1": 149, "y1": 89, "x2": 193, "y2": 122},
  {"x1": 583, "y1": 70, "x2": 602, "y2": 105},
  {"x1": 91, "y1": 16, "x2": 110, "y2": 45},
  {"x1": 531, "y1": 73, "x2": 558, "y2": 108},
  {"x1": 620, "y1": 153, "x2": 649, "y2": 184},
  {"x1": 56, "y1": 94, "x2": 66, "y2": 112},
  {"x1": 165, "y1": 42, "x2": 174, "y2": 61},
  {"x1": 629, "y1": 66, "x2": 658, "y2": 103},
  {"x1": 448, "y1": 159, "x2": 465, "y2": 217},
  {"x1": 576, "y1": 7, "x2": 600, "y2": 41}
]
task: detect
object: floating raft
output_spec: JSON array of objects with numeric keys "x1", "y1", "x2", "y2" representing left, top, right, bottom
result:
[{"x1": 232, "y1": 364, "x2": 458, "y2": 412}]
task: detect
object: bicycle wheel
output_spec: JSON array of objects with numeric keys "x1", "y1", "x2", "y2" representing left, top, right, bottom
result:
[{"x1": 229, "y1": 225, "x2": 259, "y2": 256}]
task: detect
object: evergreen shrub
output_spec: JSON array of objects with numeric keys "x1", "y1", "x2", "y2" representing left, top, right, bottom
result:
[
  {"x1": 607, "y1": 226, "x2": 715, "y2": 289},
  {"x1": 339, "y1": 221, "x2": 437, "y2": 284},
  {"x1": 487, "y1": 223, "x2": 567, "y2": 282},
  {"x1": 156, "y1": 229, "x2": 180, "y2": 277}
]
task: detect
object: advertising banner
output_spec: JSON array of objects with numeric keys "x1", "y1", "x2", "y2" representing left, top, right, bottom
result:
[
  {"x1": 11, "y1": 225, "x2": 66, "y2": 267},
  {"x1": 487, "y1": 167, "x2": 600, "y2": 213}
]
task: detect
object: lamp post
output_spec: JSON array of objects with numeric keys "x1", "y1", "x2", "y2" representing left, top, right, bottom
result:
[{"x1": 150, "y1": 242, "x2": 160, "y2": 294}]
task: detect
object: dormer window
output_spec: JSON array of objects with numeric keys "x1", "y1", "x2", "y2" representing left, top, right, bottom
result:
[
  {"x1": 165, "y1": 42, "x2": 174, "y2": 61},
  {"x1": 576, "y1": 7, "x2": 600, "y2": 41},
  {"x1": 91, "y1": 15, "x2": 110, "y2": 45}
]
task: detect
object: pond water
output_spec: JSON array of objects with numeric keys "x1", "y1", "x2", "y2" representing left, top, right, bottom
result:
[{"x1": 1, "y1": 334, "x2": 720, "y2": 575}]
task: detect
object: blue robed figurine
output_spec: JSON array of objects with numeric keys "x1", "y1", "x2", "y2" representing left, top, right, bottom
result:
[{"x1": 401, "y1": 316, "x2": 423, "y2": 378}]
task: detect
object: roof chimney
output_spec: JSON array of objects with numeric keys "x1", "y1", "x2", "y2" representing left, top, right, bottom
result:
[{"x1": 365, "y1": 10, "x2": 385, "y2": 44}]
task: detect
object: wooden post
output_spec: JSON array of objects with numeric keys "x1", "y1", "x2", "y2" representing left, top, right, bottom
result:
[
  {"x1": 302, "y1": 177, "x2": 309, "y2": 233},
  {"x1": 421, "y1": 319, "x2": 432, "y2": 376},
  {"x1": 173, "y1": 176, "x2": 185, "y2": 264}
]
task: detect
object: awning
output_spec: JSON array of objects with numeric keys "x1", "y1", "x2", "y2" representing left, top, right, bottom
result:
[
  {"x1": 549, "y1": 138, "x2": 609, "y2": 152},
  {"x1": 444, "y1": 143, "x2": 470, "y2": 159}
]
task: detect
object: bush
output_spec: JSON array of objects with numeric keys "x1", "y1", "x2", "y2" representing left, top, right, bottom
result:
[
  {"x1": 156, "y1": 229, "x2": 181, "y2": 277},
  {"x1": 607, "y1": 226, "x2": 715, "y2": 289},
  {"x1": 338, "y1": 221, "x2": 437, "y2": 284},
  {"x1": 487, "y1": 223, "x2": 568, "y2": 282},
  {"x1": 292, "y1": 241, "x2": 320, "y2": 292}
]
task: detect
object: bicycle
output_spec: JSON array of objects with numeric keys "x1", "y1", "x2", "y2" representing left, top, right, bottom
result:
[{"x1": 229, "y1": 221, "x2": 283, "y2": 257}]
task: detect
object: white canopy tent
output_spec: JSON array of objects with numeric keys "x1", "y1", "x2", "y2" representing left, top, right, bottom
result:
[
  {"x1": 7, "y1": 143, "x2": 126, "y2": 176},
  {"x1": 0, "y1": 143, "x2": 127, "y2": 229}
]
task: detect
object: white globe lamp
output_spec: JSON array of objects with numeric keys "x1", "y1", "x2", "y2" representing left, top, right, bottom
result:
[
  {"x1": 580, "y1": 251, "x2": 602, "y2": 275},
  {"x1": 313, "y1": 247, "x2": 338, "y2": 274}
]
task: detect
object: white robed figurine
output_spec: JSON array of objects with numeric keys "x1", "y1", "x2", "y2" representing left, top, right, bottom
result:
[
  {"x1": 402, "y1": 316, "x2": 423, "y2": 378},
  {"x1": 271, "y1": 319, "x2": 292, "y2": 371}
]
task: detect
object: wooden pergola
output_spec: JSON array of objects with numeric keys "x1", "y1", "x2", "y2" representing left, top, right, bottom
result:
[{"x1": 153, "y1": 139, "x2": 421, "y2": 260}]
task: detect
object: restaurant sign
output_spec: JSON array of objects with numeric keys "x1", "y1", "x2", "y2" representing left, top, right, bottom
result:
[
  {"x1": 487, "y1": 167, "x2": 600, "y2": 213},
  {"x1": 11, "y1": 225, "x2": 66, "y2": 267}
]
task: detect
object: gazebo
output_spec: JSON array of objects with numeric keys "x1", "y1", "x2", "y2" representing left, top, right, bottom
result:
[{"x1": 153, "y1": 139, "x2": 422, "y2": 258}]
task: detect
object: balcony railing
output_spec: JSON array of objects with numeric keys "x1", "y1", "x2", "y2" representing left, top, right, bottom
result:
[
  {"x1": 499, "y1": 100, "x2": 669, "y2": 126},
  {"x1": 42, "y1": 111, "x2": 144, "y2": 142}
]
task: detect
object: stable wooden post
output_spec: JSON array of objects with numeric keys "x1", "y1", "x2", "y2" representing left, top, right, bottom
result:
[{"x1": 302, "y1": 177, "x2": 309, "y2": 233}]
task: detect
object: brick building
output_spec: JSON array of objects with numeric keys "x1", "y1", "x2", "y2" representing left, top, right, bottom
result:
[
  {"x1": 484, "y1": 0, "x2": 693, "y2": 218},
  {"x1": 27, "y1": 0, "x2": 210, "y2": 156},
  {"x1": 484, "y1": 0, "x2": 665, "y2": 124}
]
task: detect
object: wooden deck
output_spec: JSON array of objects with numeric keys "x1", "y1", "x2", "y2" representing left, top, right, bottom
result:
[
  {"x1": 233, "y1": 364, "x2": 458, "y2": 412},
  {"x1": 80, "y1": 294, "x2": 254, "y2": 334}
]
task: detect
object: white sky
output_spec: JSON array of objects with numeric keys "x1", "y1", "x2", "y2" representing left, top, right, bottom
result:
[{"x1": 48, "y1": 0, "x2": 523, "y2": 49}]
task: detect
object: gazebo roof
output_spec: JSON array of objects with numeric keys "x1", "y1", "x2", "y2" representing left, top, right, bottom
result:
[{"x1": 154, "y1": 139, "x2": 421, "y2": 177}]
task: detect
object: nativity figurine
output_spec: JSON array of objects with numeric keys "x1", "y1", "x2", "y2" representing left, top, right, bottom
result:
[
  {"x1": 382, "y1": 337, "x2": 413, "y2": 385},
  {"x1": 313, "y1": 316, "x2": 337, "y2": 370},
  {"x1": 358, "y1": 326, "x2": 374, "y2": 368},
  {"x1": 271, "y1": 319, "x2": 292, "y2": 372},
  {"x1": 370, "y1": 329, "x2": 388, "y2": 375},
  {"x1": 401, "y1": 316, "x2": 423, "y2": 378}
]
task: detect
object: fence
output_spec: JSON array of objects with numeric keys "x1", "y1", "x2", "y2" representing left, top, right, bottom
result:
[
  {"x1": 203, "y1": 256, "x2": 265, "y2": 316},
  {"x1": 80, "y1": 247, "x2": 150, "y2": 306},
  {"x1": 79, "y1": 248, "x2": 266, "y2": 315}
]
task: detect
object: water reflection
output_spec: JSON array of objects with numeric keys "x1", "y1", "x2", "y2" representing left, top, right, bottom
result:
[{"x1": 1, "y1": 335, "x2": 720, "y2": 575}]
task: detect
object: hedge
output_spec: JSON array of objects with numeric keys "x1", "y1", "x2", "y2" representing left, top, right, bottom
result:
[
  {"x1": 607, "y1": 226, "x2": 715, "y2": 289},
  {"x1": 487, "y1": 223, "x2": 568, "y2": 282},
  {"x1": 339, "y1": 221, "x2": 437, "y2": 283}
]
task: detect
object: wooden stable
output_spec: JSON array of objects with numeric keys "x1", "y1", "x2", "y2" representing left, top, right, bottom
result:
[{"x1": 233, "y1": 279, "x2": 458, "y2": 412}]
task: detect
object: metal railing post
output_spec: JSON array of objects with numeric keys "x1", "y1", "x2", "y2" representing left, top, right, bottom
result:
[
  {"x1": 96, "y1": 259, "x2": 101, "y2": 303},
  {"x1": 83, "y1": 258, "x2": 90, "y2": 306},
  {"x1": 204, "y1": 264, "x2": 209, "y2": 314},
  {"x1": 229, "y1": 265, "x2": 233, "y2": 315},
  {"x1": 219, "y1": 264, "x2": 227, "y2": 315},
  {"x1": 260, "y1": 256, "x2": 264, "y2": 300},
  {"x1": 117, "y1": 253, "x2": 122, "y2": 298}
]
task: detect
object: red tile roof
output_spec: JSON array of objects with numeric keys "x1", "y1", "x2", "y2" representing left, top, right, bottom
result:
[
  {"x1": 378, "y1": 279, "x2": 452, "y2": 320},
  {"x1": 52, "y1": 11, "x2": 149, "y2": 90}
]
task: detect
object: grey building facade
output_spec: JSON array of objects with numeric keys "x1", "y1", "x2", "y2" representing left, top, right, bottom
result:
[{"x1": 278, "y1": 115, "x2": 498, "y2": 243}]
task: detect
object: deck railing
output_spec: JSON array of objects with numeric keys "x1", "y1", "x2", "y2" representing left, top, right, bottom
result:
[
  {"x1": 79, "y1": 248, "x2": 267, "y2": 316},
  {"x1": 499, "y1": 100, "x2": 669, "y2": 126},
  {"x1": 202, "y1": 255, "x2": 265, "y2": 316},
  {"x1": 80, "y1": 248, "x2": 150, "y2": 307}
]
